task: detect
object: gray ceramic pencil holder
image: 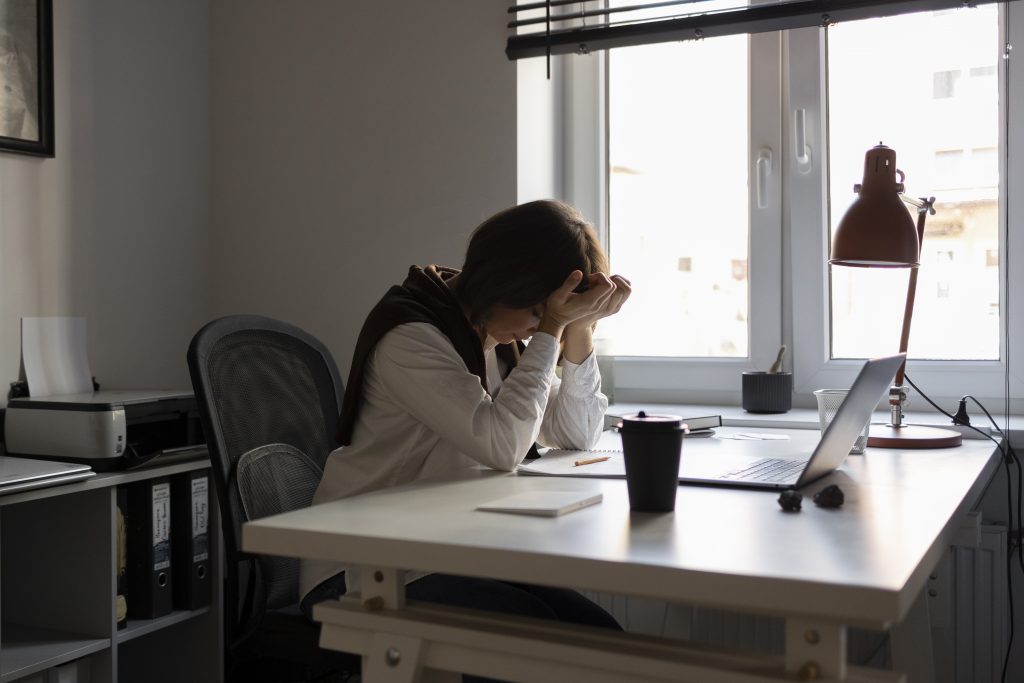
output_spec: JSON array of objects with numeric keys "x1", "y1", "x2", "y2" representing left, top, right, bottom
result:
[{"x1": 742, "y1": 372, "x2": 793, "y2": 413}]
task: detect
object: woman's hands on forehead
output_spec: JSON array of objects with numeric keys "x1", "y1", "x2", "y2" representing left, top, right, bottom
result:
[{"x1": 537, "y1": 271, "x2": 632, "y2": 340}]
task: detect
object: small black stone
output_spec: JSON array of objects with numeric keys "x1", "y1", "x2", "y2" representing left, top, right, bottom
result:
[
  {"x1": 813, "y1": 484, "x2": 845, "y2": 508},
  {"x1": 778, "y1": 489, "x2": 802, "y2": 512}
]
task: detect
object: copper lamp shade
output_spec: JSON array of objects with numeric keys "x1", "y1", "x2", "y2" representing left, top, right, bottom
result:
[
  {"x1": 829, "y1": 143, "x2": 961, "y2": 449},
  {"x1": 830, "y1": 144, "x2": 920, "y2": 268}
]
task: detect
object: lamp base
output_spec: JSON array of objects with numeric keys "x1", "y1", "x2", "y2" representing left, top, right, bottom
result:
[{"x1": 867, "y1": 423, "x2": 962, "y2": 449}]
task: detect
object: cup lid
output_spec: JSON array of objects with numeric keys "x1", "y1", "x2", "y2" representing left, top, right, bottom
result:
[{"x1": 618, "y1": 410, "x2": 686, "y2": 432}]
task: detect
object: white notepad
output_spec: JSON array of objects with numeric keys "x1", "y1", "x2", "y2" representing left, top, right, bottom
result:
[{"x1": 476, "y1": 491, "x2": 603, "y2": 517}]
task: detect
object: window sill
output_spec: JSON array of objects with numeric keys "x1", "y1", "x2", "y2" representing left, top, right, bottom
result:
[{"x1": 607, "y1": 401, "x2": 1024, "y2": 447}]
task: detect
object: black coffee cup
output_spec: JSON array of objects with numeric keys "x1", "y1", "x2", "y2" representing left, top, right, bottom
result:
[{"x1": 619, "y1": 411, "x2": 686, "y2": 512}]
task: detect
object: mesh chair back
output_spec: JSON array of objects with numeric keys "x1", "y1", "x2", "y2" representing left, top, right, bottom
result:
[
  {"x1": 237, "y1": 443, "x2": 323, "y2": 609},
  {"x1": 187, "y1": 315, "x2": 343, "y2": 573},
  {"x1": 188, "y1": 315, "x2": 352, "y2": 682}
]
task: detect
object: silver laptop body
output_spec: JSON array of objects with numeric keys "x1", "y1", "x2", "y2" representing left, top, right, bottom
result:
[
  {"x1": 679, "y1": 353, "x2": 905, "y2": 490},
  {"x1": 0, "y1": 456, "x2": 94, "y2": 495}
]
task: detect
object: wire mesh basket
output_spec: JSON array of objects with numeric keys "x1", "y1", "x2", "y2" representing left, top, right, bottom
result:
[{"x1": 813, "y1": 389, "x2": 870, "y2": 454}]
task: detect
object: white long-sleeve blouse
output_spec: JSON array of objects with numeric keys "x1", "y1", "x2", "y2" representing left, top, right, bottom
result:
[{"x1": 300, "y1": 322, "x2": 607, "y2": 598}]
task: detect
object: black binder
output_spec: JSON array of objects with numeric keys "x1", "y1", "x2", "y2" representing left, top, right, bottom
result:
[
  {"x1": 172, "y1": 469, "x2": 211, "y2": 610},
  {"x1": 126, "y1": 477, "x2": 173, "y2": 618}
]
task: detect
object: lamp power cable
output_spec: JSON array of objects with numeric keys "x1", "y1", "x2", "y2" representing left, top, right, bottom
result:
[{"x1": 904, "y1": 374, "x2": 1020, "y2": 683}]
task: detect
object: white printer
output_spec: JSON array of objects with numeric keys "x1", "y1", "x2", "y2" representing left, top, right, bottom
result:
[{"x1": 4, "y1": 390, "x2": 206, "y2": 471}]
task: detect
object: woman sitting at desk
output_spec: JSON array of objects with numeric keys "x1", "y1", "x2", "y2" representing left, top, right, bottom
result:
[{"x1": 300, "y1": 199, "x2": 630, "y2": 633}]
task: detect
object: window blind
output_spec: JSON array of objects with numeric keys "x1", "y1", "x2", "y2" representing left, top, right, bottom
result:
[{"x1": 506, "y1": 0, "x2": 1016, "y2": 60}]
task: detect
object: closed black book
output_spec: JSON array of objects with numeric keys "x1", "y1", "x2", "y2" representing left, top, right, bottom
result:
[
  {"x1": 172, "y1": 469, "x2": 211, "y2": 610},
  {"x1": 680, "y1": 414, "x2": 722, "y2": 433},
  {"x1": 126, "y1": 478, "x2": 173, "y2": 619}
]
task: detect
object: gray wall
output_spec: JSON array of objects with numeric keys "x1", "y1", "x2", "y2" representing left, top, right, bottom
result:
[
  {"x1": 209, "y1": 0, "x2": 517, "y2": 375},
  {"x1": 0, "y1": 0, "x2": 211, "y2": 401},
  {"x1": 0, "y1": 0, "x2": 516, "y2": 402}
]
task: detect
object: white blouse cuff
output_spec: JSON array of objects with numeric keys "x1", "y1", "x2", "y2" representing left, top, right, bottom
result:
[{"x1": 559, "y1": 350, "x2": 601, "y2": 395}]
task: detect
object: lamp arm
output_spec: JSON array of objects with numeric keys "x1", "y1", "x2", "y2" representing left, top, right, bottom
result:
[{"x1": 892, "y1": 196, "x2": 933, "y2": 394}]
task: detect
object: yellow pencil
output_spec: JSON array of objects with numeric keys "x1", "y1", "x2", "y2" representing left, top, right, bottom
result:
[{"x1": 574, "y1": 456, "x2": 610, "y2": 467}]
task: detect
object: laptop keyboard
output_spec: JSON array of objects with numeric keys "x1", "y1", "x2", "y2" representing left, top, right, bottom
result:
[{"x1": 719, "y1": 458, "x2": 806, "y2": 484}]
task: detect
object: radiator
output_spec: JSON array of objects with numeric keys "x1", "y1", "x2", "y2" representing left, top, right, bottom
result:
[
  {"x1": 582, "y1": 524, "x2": 1008, "y2": 679},
  {"x1": 947, "y1": 524, "x2": 1008, "y2": 682}
]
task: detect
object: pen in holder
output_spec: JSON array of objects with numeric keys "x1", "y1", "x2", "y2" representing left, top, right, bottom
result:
[{"x1": 742, "y1": 345, "x2": 792, "y2": 413}]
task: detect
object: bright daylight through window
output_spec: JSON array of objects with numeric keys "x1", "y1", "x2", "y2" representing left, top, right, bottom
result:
[
  {"x1": 597, "y1": 4, "x2": 1003, "y2": 372},
  {"x1": 601, "y1": 34, "x2": 749, "y2": 358},
  {"x1": 828, "y1": 6, "x2": 1000, "y2": 361}
]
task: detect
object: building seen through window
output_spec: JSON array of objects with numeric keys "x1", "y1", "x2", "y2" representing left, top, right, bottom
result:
[
  {"x1": 828, "y1": 6, "x2": 1000, "y2": 361},
  {"x1": 592, "y1": 4, "x2": 1002, "y2": 371}
]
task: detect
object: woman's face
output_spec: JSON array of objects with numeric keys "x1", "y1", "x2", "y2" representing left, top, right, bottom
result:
[{"x1": 481, "y1": 304, "x2": 544, "y2": 344}]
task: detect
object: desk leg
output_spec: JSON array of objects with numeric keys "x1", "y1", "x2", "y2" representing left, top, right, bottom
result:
[
  {"x1": 891, "y1": 588, "x2": 936, "y2": 683},
  {"x1": 364, "y1": 632, "x2": 426, "y2": 683},
  {"x1": 785, "y1": 618, "x2": 848, "y2": 680},
  {"x1": 362, "y1": 566, "x2": 407, "y2": 609},
  {"x1": 358, "y1": 568, "x2": 460, "y2": 683}
]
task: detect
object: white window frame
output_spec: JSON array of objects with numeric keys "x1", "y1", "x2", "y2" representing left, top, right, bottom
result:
[
  {"x1": 560, "y1": 33, "x2": 784, "y2": 404},
  {"x1": 552, "y1": 3, "x2": 1024, "y2": 412},
  {"x1": 788, "y1": 5, "x2": 1023, "y2": 412}
]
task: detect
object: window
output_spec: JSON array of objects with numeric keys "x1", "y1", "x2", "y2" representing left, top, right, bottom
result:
[
  {"x1": 602, "y1": 35, "x2": 752, "y2": 358},
  {"x1": 933, "y1": 69, "x2": 961, "y2": 98},
  {"x1": 934, "y1": 250, "x2": 956, "y2": 300},
  {"x1": 557, "y1": 4, "x2": 1023, "y2": 407},
  {"x1": 826, "y1": 7, "x2": 1000, "y2": 362}
]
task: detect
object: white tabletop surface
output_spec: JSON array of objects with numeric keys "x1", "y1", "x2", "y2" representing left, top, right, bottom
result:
[{"x1": 243, "y1": 427, "x2": 1001, "y2": 628}]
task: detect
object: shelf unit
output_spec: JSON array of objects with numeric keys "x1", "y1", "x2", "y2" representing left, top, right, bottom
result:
[{"x1": 0, "y1": 460, "x2": 222, "y2": 683}]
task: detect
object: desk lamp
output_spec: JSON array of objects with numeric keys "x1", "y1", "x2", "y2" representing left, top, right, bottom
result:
[{"x1": 829, "y1": 143, "x2": 962, "y2": 448}]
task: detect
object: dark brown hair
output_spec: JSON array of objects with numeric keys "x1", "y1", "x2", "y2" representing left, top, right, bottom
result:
[{"x1": 452, "y1": 200, "x2": 608, "y2": 325}]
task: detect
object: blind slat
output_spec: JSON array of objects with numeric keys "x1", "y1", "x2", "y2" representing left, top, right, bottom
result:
[
  {"x1": 507, "y1": 0, "x2": 1014, "y2": 60},
  {"x1": 509, "y1": 0, "x2": 711, "y2": 29}
]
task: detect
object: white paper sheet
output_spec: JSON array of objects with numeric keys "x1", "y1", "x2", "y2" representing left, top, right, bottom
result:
[
  {"x1": 21, "y1": 317, "x2": 94, "y2": 397},
  {"x1": 517, "y1": 450, "x2": 627, "y2": 479},
  {"x1": 716, "y1": 432, "x2": 791, "y2": 441}
]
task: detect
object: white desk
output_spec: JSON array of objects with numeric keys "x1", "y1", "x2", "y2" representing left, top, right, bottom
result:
[{"x1": 243, "y1": 428, "x2": 1001, "y2": 682}]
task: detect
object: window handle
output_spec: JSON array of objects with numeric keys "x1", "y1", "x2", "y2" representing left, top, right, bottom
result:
[
  {"x1": 756, "y1": 148, "x2": 773, "y2": 209},
  {"x1": 794, "y1": 108, "x2": 813, "y2": 173}
]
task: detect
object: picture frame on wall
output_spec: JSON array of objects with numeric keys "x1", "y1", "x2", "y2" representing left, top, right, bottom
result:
[{"x1": 0, "y1": 0, "x2": 53, "y2": 157}]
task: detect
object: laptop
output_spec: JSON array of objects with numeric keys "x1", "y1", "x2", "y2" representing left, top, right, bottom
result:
[
  {"x1": 0, "y1": 456, "x2": 95, "y2": 496},
  {"x1": 679, "y1": 353, "x2": 905, "y2": 490}
]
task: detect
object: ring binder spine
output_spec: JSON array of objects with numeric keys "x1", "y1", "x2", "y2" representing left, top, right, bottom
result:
[
  {"x1": 172, "y1": 469, "x2": 211, "y2": 610},
  {"x1": 126, "y1": 477, "x2": 173, "y2": 619}
]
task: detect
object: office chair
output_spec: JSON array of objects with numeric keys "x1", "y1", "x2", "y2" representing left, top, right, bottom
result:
[{"x1": 187, "y1": 314, "x2": 358, "y2": 683}]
